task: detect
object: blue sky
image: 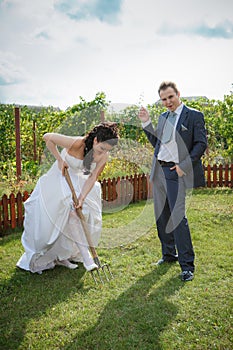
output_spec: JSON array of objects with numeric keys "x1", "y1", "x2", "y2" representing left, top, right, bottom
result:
[{"x1": 0, "y1": 0, "x2": 233, "y2": 109}]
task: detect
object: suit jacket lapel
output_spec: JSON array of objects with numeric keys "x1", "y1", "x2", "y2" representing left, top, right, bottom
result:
[{"x1": 176, "y1": 105, "x2": 188, "y2": 132}]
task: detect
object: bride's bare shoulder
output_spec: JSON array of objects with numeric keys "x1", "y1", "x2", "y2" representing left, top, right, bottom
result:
[{"x1": 71, "y1": 136, "x2": 85, "y2": 149}]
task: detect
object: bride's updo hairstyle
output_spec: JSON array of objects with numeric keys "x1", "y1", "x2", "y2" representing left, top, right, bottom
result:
[{"x1": 83, "y1": 122, "x2": 119, "y2": 173}]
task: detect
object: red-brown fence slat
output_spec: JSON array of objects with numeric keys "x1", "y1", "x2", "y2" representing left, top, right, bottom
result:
[
  {"x1": 118, "y1": 176, "x2": 123, "y2": 205},
  {"x1": 23, "y1": 191, "x2": 30, "y2": 201},
  {"x1": 123, "y1": 175, "x2": 130, "y2": 204},
  {"x1": 0, "y1": 199, "x2": 2, "y2": 232},
  {"x1": 142, "y1": 174, "x2": 145, "y2": 199},
  {"x1": 9, "y1": 193, "x2": 16, "y2": 229},
  {"x1": 133, "y1": 174, "x2": 137, "y2": 202},
  {"x1": 224, "y1": 164, "x2": 229, "y2": 187},
  {"x1": 142, "y1": 173, "x2": 147, "y2": 200},
  {"x1": 127, "y1": 175, "x2": 134, "y2": 204},
  {"x1": 219, "y1": 164, "x2": 223, "y2": 187},
  {"x1": 213, "y1": 164, "x2": 217, "y2": 187},
  {"x1": 138, "y1": 174, "x2": 142, "y2": 201},
  {"x1": 16, "y1": 192, "x2": 24, "y2": 227},
  {"x1": 102, "y1": 179, "x2": 106, "y2": 202},
  {"x1": 112, "y1": 177, "x2": 116, "y2": 201},
  {"x1": 107, "y1": 178, "x2": 112, "y2": 202},
  {"x1": 2, "y1": 194, "x2": 9, "y2": 231},
  {"x1": 207, "y1": 164, "x2": 211, "y2": 187},
  {"x1": 231, "y1": 164, "x2": 233, "y2": 188},
  {"x1": 129, "y1": 175, "x2": 134, "y2": 203}
]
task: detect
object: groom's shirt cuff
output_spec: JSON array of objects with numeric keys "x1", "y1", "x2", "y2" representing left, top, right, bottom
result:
[{"x1": 141, "y1": 118, "x2": 152, "y2": 128}]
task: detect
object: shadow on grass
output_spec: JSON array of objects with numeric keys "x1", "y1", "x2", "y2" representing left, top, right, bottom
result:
[
  {"x1": 63, "y1": 265, "x2": 184, "y2": 350},
  {"x1": 0, "y1": 265, "x2": 86, "y2": 350}
]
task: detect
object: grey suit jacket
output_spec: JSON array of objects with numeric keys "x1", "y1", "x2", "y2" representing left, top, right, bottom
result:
[{"x1": 143, "y1": 105, "x2": 207, "y2": 188}]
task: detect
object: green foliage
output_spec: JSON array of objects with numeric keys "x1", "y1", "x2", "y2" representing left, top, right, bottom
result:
[
  {"x1": 0, "y1": 90, "x2": 233, "y2": 185},
  {"x1": 0, "y1": 93, "x2": 109, "y2": 178},
  {"x1": 111, "y1": 105, "x2": 146, "y2": 142},
  {"x1": 0, "y1": 104, "x2": 66, "y2": 175},
  {"x1": 58, "y1": 92, "x2": 110, "y2": 136},
  {"x1": 106, "y1": 93, "x2": 233, "y2": 164},
  {"x1": 182, "y1": 94, "x2": 233, "y2": 163}
]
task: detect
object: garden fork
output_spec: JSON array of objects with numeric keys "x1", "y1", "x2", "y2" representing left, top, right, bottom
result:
[{"x1": 64, "y1": 167, "x2": 113, "y2": 284}]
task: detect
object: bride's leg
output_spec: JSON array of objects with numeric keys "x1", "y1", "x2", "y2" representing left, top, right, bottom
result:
[{"x1": 68, "y1": 211, "x2": 98, "y2": 271}]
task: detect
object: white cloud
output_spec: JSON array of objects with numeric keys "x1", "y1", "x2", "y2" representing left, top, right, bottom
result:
[
  {"x1": 0, "y1": 0, "x2": 233, "y2": 108},
  {"x1": 158, "y1": 19, "x2": 233, "y2": 39},
  {"x1": 54, "y1": 0, "x2": 123, "y2": 24},
  {"x1": 0, "y1": 51, "x2": 29, "y2": 85}
]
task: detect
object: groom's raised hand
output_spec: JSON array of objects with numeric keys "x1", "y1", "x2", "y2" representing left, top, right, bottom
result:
[{"x1": 138, "y1": 107, "x2": 150, "y2": 123}]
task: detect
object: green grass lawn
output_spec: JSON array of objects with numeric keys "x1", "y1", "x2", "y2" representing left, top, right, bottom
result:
[{"x1": 0, "y1": 188, "x2": 232, "y2": 350}]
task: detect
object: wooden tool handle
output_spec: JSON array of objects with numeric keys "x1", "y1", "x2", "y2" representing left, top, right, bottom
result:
[{"x1": 64, "y1": 167, "x2": 98, "y2": 259}]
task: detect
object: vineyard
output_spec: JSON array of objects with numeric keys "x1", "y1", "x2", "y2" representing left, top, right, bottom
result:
[{"x1": 0, "y1": 91, "x2": 233, "y2": 190}]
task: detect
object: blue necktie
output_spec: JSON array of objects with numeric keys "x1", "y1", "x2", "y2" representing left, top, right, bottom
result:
[{"x1": 161, "y1": 112, "x2": 177, "y2": 144}]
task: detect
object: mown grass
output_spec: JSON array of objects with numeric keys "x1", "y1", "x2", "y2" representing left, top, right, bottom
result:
[{"x1": 0, "y1": 188, "x2": 232, "y2": 350}]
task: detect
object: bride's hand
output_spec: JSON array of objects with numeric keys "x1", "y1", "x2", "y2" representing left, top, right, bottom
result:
[{"x1": 74, "y1": 194, "x2": 84, "y2": 209}]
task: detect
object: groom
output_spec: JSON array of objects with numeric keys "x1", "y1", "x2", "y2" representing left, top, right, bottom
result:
[{"x1": 138, "y1": 81, "x2": 207, "y2": 281}]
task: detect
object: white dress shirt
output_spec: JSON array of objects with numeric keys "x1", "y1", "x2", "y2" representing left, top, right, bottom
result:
[{"x1": 142, "y1": 103, "x2": 184, "y2": 164}]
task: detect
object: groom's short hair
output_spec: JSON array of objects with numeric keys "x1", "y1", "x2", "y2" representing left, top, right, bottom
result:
[{"x1": 158, "y1": 81, "x2": 179, "y2": 96}]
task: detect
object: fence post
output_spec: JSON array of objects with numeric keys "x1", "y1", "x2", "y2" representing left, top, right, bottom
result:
[{"x1": 15, "y1": 107, "x2": 21, "y2": 181}]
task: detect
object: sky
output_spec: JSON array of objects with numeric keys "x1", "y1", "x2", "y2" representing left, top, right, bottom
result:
[{"x1": 0, "y1": 0, "x2": 233, "y2": 110}]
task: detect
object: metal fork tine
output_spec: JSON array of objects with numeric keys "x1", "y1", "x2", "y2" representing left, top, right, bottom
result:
[
  {"x1": 102, "y1": 264, "x2": 113, "y2": 282},
  {"x1": 91, "y1": 268, "x2": 104, "y2": 284},
  {"x1": 97, "y1": 268, "x2": 105, "y2": 284},
  {"x1": 101, "y1": 266, "x2": 109, "y2": 282},
  {"x1": 90, "y1": 264, "x2": 113, "y2": 284},
  {"x1": 105, "y1": 264, "x2": 114, "y2": 279},
  {"x1": 90, "y1": 270, "x2": 99, "y2": 284}
]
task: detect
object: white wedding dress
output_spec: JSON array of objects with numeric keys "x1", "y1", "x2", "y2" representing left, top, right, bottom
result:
[{"x1": 16, "y1": 149, "x2": 102, "y2": 273}]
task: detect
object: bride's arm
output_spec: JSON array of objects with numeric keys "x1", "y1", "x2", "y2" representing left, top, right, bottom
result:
[
  {"x1": 43, "y1": 133, "x2": 83, "y2": 173},
  {"x1": 77, "y1": 155, "x2": 107, "y2": 208}
]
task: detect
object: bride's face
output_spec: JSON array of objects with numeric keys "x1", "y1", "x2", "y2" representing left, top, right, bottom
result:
[{"x1": 93, "y1": 137, "x2": 113, "y2": 160}]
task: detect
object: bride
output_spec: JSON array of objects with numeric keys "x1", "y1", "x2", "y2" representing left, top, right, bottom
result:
[{"x1": 16, "y1": 122, "x2": 119, "y2": 274}]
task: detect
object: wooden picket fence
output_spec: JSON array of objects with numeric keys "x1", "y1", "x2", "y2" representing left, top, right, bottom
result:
[{"x1": 0, "y1": 164, "x2": 232, "y2": 235}]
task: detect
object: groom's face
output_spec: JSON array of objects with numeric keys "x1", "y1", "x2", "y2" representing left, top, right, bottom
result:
[{"x1": 159, "y1": 87, "x2": 181, "y2": 112}]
